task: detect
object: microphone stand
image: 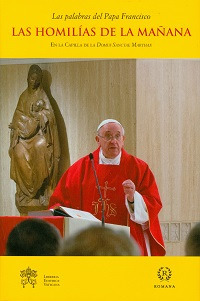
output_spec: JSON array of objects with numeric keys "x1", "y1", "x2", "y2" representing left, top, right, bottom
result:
[{"x1": 89, "y1": 153, "x2": 105, "y2": 227}]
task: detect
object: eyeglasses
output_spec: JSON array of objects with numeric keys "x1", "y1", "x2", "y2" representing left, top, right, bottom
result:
[{"x1": 98, "y1": 133, "x2": 123, "y2": 141}]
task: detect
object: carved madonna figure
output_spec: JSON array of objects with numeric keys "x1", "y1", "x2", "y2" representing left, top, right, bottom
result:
[{"x1": 9, "y1": 64, "x2": 60, "y2": 214}]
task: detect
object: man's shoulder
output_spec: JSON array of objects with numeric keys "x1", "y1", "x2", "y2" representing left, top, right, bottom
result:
[
  {"x1": 122, "y1": 149, "x2": 148, "y2": 168},
  {"x1": 71, "y1": 154, "x2": 89, "y2": 167},
  {"x1": 59, "y1": 155, "x2": 89, "y2": 181}
]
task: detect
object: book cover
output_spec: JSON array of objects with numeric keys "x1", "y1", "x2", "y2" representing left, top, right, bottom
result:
[{"x1": 0, "y1": 1, "x2": 199, "y2": 300}]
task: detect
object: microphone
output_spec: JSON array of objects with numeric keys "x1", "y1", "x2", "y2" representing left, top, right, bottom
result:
[{"x1": 89, "y1": 153, "x2": 105, "y2": 227}]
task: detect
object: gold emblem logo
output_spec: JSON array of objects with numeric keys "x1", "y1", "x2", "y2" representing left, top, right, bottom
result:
[
  {"x1": 20, "y1": 267, "x2": 37, "y2": 288},
  {"x1": 157, "y1": 267, "x2": 172, "y2": 281}
]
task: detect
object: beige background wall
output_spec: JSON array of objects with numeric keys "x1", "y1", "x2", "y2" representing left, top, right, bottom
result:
[
  {"x1": 0, "y1": 59, "x2": 199, "y2": 255},
  {"x1": 136, "y1": 59, "x2": 200, "y2": 255}
]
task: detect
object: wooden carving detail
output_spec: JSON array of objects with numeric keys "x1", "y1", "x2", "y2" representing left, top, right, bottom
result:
[{"x1": 9, "y1": 65, "x2": 60, "y2": 215}]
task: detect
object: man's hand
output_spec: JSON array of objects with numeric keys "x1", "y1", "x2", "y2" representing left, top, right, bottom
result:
[{"x1": 122, "y1": 179, "x2": 135, "y2": 203}]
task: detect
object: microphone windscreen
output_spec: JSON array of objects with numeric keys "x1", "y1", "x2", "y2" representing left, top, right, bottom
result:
[{"x1": 89, "y1": 153, "x2": 94, "y2": 160}]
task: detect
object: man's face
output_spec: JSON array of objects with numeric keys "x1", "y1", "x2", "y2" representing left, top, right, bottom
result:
[{"x1": 96, "y1": 122, "x2": 125, "y2": 159}]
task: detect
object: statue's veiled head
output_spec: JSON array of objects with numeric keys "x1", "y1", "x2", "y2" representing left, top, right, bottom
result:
[{"x1": 27, "y1": 64, "x2": 43, "y2": 90}]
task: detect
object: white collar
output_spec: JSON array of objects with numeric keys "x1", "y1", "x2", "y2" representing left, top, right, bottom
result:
[{"x1": 99, "y1": 148, "x2": 121, "y2": 165}]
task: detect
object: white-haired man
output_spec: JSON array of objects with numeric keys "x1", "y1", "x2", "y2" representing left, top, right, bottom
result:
[{"x1": 49, "y1": 119, "x2": 165, "y2": 256}]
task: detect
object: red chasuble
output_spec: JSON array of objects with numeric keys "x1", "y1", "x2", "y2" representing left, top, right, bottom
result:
[{"x1": 49, "y1": 148, "x2": 165, "y2": 256}]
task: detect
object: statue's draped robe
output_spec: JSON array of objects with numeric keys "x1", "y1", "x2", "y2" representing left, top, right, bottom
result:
[{"x1": 10, "y1": 87, "x2": 60, "y2": 205}]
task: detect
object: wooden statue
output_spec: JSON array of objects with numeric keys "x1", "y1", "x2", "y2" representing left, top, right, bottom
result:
[{"x1": 9, "y1": 65, "x2": 60, "y2": 215}]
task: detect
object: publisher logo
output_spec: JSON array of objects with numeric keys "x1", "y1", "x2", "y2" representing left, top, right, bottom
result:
[
  {"x1": 154, "y1": 267, "x2": 175, "y2": 289},
  {"x1": 157, "y1": 267, "x2": 172, "y2": 281},
  {"x1": 20, "y1": 267, "x2": 37, "y2": 288}
]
